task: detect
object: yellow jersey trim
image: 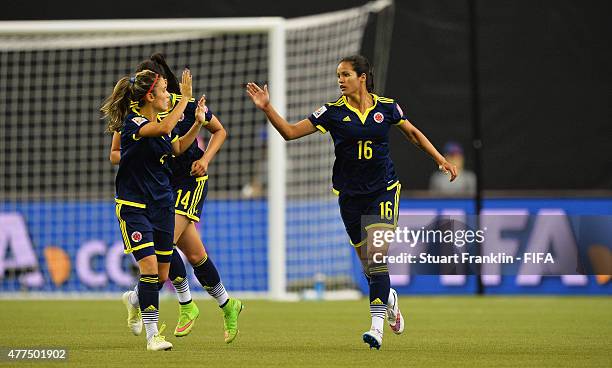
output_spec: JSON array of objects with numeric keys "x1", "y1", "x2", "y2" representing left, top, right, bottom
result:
[
  {"x1": 331, "y1": 188, "x2": 340, "y2": 196},
  {"x1": 350, "y1": 239, "x2": 366, "y2": 248},
  {"x1": 115, "y1": 199, "x2": 146, "y2": 208},
  {"x1": 342, "y1": 94, "x2": 379, "y2": 124},
  {"x1": 364, "y1": 223, "x2": 397, "y2": 231},
  {"x1": 126, "y1": 242, "x2": 154, "y2": 254},
  {"x1": 196, "y1": 175, "x2": 209, "y2": 182},
  {"x1": 175, "y1": 209, "x2": 200, "y2": 222},
  {"x1": 188, "y1": 177, "x2": 207, "y2": 219},
  {"x1": 155, "y1": 249, "x2": 173, "y2": 256},
  {"x1": 115, "y1": 203, "x2": 131, "y2": 251},
  {"x1": 174, "y1": 209, "x2": 200, "y2": 222},
  {"x1": 395, "y1": 119, "x2": 407, "y2": 126},
  {"x1": 387, "y1": 181, "x2": 400, "y2": 191},
  {"x1": 394, "y1": 183, "x2": 401, "y2": 226},
  {"x1": 328, "y1": 96, "x2": 345, "y2": 106},
  {"x1": 171, "y1": 135, "x2": 179, "y2": 143},
  {"x1": 377, "y1": 97, "x2": 395, "y2": 104},
  {"x1": 315, "y1": 124, "x2": 328, "y2": 134}
]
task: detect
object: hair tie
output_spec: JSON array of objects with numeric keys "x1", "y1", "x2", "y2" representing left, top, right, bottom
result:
[
  {"x1": 144, "y1": 73, "x2": 159, "y2": 97},
  {"x1": 129, "y1": 76, "x2": 136, "y2": 85}
]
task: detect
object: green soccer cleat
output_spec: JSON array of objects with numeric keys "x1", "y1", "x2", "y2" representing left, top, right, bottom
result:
[
  {"x1": 174, "y1": 301, "x2": 200, "y2": 337},
  {"x1": 222, "y1": 298, "x2": 243, "y2": 343}
]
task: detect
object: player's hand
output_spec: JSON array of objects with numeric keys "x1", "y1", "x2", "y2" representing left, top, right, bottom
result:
[
  {"x1": 190, "y1": 159, "x2": 208, "y2": 177},
  {"x1": 245, "y1": 82, "x2": 270, "y2": 110},
  {"x1": 438, "y1": 160, "x2": 458, "y2": 182},
  {"x1": 195, "y1": 95, "x2": 207, "y2": 124},
  {"x1": 179, "y1": 69, "x2": 193, "y2": 99}
]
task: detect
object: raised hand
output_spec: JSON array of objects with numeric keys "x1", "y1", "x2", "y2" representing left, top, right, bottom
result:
[
  {"x1": 180, "y1": 69, "x2": 193, "y2": 99},
  {"x1": 245, "y1": 82, "x2": 270, "y2": 110},
  {"x1": 195, "y1": 95, "x2": 207, "y2": 123}
]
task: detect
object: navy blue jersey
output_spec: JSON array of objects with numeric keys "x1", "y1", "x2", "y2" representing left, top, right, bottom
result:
[
  {"x1": 115, "y1": 112, "x2": 178, "y2": 207},
  {"x1": 161, "y1": 93, "x2": 213, "y2": 180},
  {"x1": 308, "y1": 94, "x2": 407, "y2": 196},
  {"x1": 130, "y1": 94, "x2": 213, "y2": 180}
]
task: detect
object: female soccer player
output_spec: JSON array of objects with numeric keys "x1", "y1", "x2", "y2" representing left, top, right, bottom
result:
[
  {"x1": 246, "y1": 55, "x2": 457, "y2": 350},
  {"x1": 112, "y1": 54, "x2": 243, "y2": 343},
  {"x1": 102, "y1": 68, "x2": 206, "y2": 350}
]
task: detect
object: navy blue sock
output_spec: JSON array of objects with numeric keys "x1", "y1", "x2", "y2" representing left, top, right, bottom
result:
[
  {"x1": 193, "y1": 255, "x2": 220, "y2": 288},
  {"x1": 138, "y1": 274, "x2": 159, "y2": 328},
  {"x1": 368, "y1": 266, "x2": 390, "y2": 330},
  {"x1": 193, "y1": 255, "x2": 228, "y2": 307},
  {"x1": 369, "y1": 273, "x2": 390, "y2": 305},
  {"x1": 169, "y1": 248, "x2": 187, "y2": 282},
  {"x1": 168, "y1": 249, "x2": 192, "y2": 304}
]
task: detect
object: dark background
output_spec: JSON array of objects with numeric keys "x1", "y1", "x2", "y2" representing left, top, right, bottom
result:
[{"x1": 4, "y1": 0, "x2": 611, "y2": 192}]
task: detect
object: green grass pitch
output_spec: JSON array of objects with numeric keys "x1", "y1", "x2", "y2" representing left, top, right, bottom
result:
[{"x1": 0, "y1": 297, "x2": 610, "y2": 367}]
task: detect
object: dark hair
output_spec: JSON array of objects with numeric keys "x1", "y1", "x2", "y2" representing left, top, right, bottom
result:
[
  {"x1": 100, "y1": 70, "x2": 159, "y2": 133},
  {"x1": 339, "y1": 55, "x2": 374, "y2": 93},
  {"x1": 135, "y1": 53, "x2": 181, "y2": 94}
]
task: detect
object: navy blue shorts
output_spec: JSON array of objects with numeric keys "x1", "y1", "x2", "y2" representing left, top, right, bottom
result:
[
  {"x1": 115, "y1": 200, "x2": 175, "y2": 263},
  {"x1": 172, "y1": 175, "x2": 208, "y2": 222},
  {"x1": 337, "y1": 181, "x2": 401, "y2": 247}
]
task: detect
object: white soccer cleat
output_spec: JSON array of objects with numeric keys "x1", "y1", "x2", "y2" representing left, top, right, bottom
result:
[
  {"x1": 146, "y1": 324, "x2": 173, "y2": 351},
  {"x1": 362, "y1": 328, "x2": 383, "y2": 350},
  {"x1": 146, "y1": 335, "x2": 173, "y2": 351},
  {"x1": 387, "y1": 288, "x2": 404, "y2": 335},
  {"x1": 122, "y1": 291, "x2": 143, "y2": 336}
]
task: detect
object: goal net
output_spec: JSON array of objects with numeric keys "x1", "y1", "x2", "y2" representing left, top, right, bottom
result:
[{"x1": 0, "y1": 0, "x2": 394, "y2": 298}]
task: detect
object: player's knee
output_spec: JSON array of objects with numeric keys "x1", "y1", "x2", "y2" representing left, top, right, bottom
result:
[
  {"x1": 137, "y1": 255, "x2": 158, "y2": 275},
  {"x1": 187, "y1": 250, "x2": 207, "y2": 266},
  {"x1": 157, "y1": 264, "x2": 170, "y2": 284}
]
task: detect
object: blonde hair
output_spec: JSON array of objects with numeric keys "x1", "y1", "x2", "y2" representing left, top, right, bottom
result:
[{"x1": 100, "y1": 70, "x2": 159, "y2": 132}]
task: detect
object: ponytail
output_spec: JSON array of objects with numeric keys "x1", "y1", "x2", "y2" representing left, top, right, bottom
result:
[
  {"x1": 135, "y1": 52, "x2": 180, "y2": 94},
  {"x1": 150, "y1": 53, "x2": 180, "y2": 94},
  {"x1": 100, "y1": 77, "x2": 132, "y2": 133},
  {"x1": 100, "y1": 70, "x2": 159, "y2": 132}
]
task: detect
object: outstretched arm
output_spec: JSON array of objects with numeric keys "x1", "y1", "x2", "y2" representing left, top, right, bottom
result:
[
  {"x1": 396, "y1": 120, "x2": 458, "y2": 181},
  {"x1": 190, "y1": 115, "x2": 227, "y2": 177},
  {"x1": 245, "y1": 82, "x2": 317, "y2": 141}
]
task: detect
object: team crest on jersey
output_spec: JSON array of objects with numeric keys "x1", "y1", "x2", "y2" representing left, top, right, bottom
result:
[
  {"x1": 312, "y1": 105, "x2": 327, "y2": 118},
  {"x1": 131, "y1": 116, "x2": 147, "y2": 126},
  {"x1": 396, "y1": 104, "x2": 404, "y2": 117},
  {"x1": 131, "y1": 231, "x2": 142, "y2": 242},
  {"x1": 373, "y1": 112, "x2": 384, "y2": 123}
]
